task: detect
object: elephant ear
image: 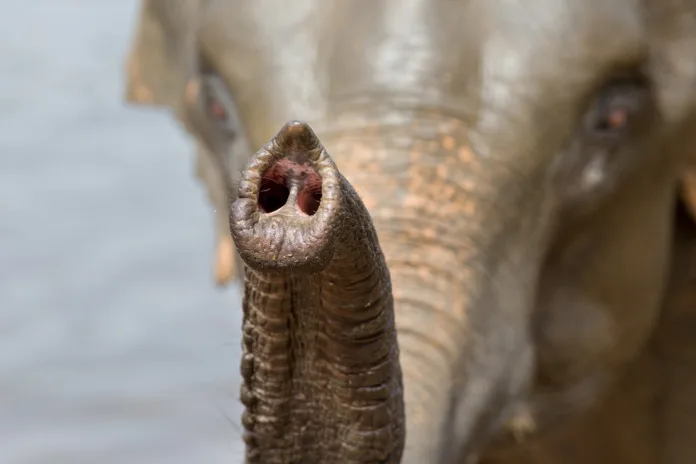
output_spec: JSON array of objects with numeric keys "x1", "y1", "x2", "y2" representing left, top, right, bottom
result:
[{"x1": 123, "y1": 0, "x2": 201, "y2": 108}]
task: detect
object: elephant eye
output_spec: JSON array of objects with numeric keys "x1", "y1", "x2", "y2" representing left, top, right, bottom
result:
[
  {"x1": 201, "y1": 74, "x2": 237, "y2": 136},
  {"x1": 207, "y1": 95, "x2": 228, "y2": 121},
  {"x1": 585, "y1": 77, "x2": 650, "y2": 141}
]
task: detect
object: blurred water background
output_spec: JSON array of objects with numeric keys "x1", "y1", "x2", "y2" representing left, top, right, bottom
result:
[{"x1": 0, "y1": 1, "x2": 244, "y2": 462}]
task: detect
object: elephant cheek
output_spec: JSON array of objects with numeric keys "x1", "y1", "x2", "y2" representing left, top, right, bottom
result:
[{"x1": 536, "y1": 287, "x2": 616, "y2": 387}]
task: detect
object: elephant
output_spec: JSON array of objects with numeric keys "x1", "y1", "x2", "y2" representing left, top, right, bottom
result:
[
  {"x1": 122, "y1": 0, "x2": 696, "y2": 462},
  {"x1": 123, "y1": 0, "x2": 249, "y2": 286}
]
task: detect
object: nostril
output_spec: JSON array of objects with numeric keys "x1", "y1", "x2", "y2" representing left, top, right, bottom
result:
[
  {"x1": 258, "y1": 159, "x2": 323, "y2": 215},
  {"x1": 258, "y1": 175, "x2": 290, "y2": 213},
  {"x1": 298, "y1": 189, "x2": 322, "y2": 216},
  {"x1": 297, "y1": 167, "x2": 322, "y2": 216}
]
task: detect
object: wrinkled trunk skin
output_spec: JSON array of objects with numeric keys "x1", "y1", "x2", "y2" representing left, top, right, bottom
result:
[
  {"x1": 230, "y1": 121, "x2": 404, "y2": 463},
  {"x1": 231, "y1": 110, "x2": 546, "y2": 463},
  {"x1": 315, "y1": 111, "x2": 548, "y2": 463}
]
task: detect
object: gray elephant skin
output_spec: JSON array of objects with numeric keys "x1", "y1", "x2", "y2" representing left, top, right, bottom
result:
[{"x1": 123, "y1": 1, "x2": 696, "y2": 463}]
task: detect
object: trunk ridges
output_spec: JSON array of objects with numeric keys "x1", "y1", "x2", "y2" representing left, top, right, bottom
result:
[
  {"x1": 315, "y1": 110, "x2": 534, "y2": 462},
  {"x1": 236, "y1": 112, "x2": 537, "y2": 462},
  {"x1": 233, "y1": 121, "x2": 404, "y2": 463},
  {"x1": 239, "y1": 238, "x2": 403, "y2": 463}
]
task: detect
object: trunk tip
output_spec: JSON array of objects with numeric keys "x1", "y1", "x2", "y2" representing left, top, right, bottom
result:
[
  {"x1": 271, "y1": 120, "x2": 322, "y2": 163},
  {"x1": 230, "y1": 120, "x2": 339, "y2": 273}
]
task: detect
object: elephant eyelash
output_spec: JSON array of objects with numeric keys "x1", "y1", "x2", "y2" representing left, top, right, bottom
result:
[{"x1": 585, "y1": 77, "x2": 650, "y2": 142}]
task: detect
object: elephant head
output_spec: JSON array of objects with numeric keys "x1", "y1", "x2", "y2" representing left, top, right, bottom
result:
[{"x1": 123, "y1": 0, "x2": 696, "y2": 462}]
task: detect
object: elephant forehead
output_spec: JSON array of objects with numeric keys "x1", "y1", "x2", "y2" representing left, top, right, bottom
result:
[
  {"x1": 469, "y1": 0, "x2": 647, "y2": 165},
  {"x1": 479, "y1": 0, "x2": 645, "y2": 87}
]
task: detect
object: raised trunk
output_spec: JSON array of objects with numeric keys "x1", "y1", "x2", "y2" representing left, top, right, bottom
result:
[
  {"x1": 230, "y1": 121, "x2": 404, "y2": 463},
  {"x1": 315, "y1": 109, "x2": 547, "y2": 462},
  {"x1": 232, "y1": 111, "x2": 546, "y2": 463}
]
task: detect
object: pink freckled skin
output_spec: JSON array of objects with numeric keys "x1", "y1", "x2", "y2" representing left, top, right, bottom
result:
[{"x1": 261, "y1": 159, "x2": 323, "y2": 215}]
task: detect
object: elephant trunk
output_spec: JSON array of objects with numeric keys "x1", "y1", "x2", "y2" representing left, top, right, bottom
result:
[
  {"x1": 317, "y1": 112, "x2": 548, "y2": 462},
  {"x1": 230, "y1": 121, "x2": 404, "y2": 463}
]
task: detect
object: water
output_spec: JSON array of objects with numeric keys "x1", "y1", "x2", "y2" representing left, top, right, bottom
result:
[{"x1": 0, "y1": 1, "x2": 244, "y2": 462}]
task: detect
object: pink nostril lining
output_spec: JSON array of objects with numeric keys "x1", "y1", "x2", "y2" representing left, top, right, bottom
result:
[
  {"x1": 258, "y1": 175, "x2": 289, "y2": 213},
  {"x1": 298, "y1": 189, "x2": 322, "y2": 216},
  {"x1": 258, "y1": 159, "x2": 322, "y2": 215}
]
